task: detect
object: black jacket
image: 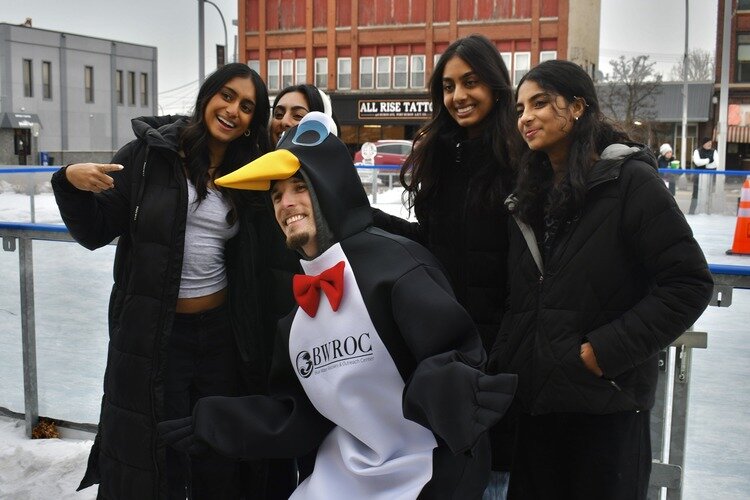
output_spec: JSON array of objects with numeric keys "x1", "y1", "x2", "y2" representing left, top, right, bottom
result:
[
  {"x1": 373, "y1": 134, "x2": 510, "y2": 352},
  {"x1": 488, "y1": 145, "x2": 713, "y2": 415},
  {"x1": 51, "y1": 116, "x2": 295, "y2": 499}
]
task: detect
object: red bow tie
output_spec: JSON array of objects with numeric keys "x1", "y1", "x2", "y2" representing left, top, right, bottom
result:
[{"x1": 293, "y1": 261, "x2": 345, "y2": 317}]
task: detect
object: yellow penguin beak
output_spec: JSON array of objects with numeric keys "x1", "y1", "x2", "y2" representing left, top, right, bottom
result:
[{"x1": 215, "y1": 149, "x2": 301, "y2": 190}]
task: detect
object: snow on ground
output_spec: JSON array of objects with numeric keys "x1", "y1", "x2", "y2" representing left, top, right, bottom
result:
[
  {"x1": 1, "y1": 185, "x2": 749, "y2": 499},
  {"x1": 0, "y1": 416, "x2": 96, "y2": 500}
]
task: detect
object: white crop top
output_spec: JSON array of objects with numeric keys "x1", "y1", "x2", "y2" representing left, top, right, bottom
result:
[{"x1": 178, "y1": 180, "x2": 239, "y2": 298}]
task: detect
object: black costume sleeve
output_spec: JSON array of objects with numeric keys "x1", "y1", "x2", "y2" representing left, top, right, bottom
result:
[
  {"x1": 159, "y1": 324, "x2": 334, "y2": 459},
  {"x1": 394, "y1": 265, "x2": 517, "y2": 455},
  {"x1": 51, "y1": 142, "x2": 135, "y2": 250},
  {"x1": 371, "y1": 207, "x2": 426, "y2": 244},
  {"x1": 587, "y1": 162, "x2": 713, "y2": 378}
]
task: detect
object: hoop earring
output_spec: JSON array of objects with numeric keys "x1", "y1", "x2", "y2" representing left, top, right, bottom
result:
[{"x1": 243, "y1": 128, "x2": 251, "y2": 137}]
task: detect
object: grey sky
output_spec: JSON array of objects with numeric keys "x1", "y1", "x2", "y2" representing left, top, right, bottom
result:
[{"x1": 1, "y1": 0, "x2": 719, "y2": 113}]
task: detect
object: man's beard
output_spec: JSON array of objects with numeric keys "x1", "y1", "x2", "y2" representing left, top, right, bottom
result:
[{"x1": 286, "y1": 232, "x2": 310, "y2": 252}]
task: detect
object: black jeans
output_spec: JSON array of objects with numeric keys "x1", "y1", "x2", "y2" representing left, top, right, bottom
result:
[
  {"x1": 164, "y1": 303, "x2": 242, "y2": 500},
  {"x1": 509, "y1": 410, "x2": 651, "y2": 500}
]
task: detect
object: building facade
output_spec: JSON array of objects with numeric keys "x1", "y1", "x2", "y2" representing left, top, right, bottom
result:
[
  {"x1": 239, "y1": 0, "x2": 600, "y2": 153},
  {"x1": 0, "y1": 22, "x2": 157, "y2": 165},
  {"x1": 715, "y1": 0, "x2": 750, "y2": 169}
]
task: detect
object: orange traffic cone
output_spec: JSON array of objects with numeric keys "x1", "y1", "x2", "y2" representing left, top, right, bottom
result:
[{"x1": 727, "y1": 178, "x2": 750, "y2": 255}]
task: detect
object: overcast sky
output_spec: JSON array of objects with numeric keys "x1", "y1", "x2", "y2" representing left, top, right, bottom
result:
[{"x1": 1, "y1": 0, "x2": 719, "y2": 114}]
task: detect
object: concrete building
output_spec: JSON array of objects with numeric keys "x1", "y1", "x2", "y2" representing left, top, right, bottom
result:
[
  {"x1": 0, "y1": 22, "x2": 157, "y2": 165},
  {"x1": 238, "y1": 0, "x2": 600, "y2": 153}
]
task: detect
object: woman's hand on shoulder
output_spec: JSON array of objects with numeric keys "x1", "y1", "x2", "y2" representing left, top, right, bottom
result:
[{"x1": 65, "y1": 163, "x2": 124, "y2": 193}]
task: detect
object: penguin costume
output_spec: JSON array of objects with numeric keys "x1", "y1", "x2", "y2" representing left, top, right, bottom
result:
[{"x1": 158, "y1": 112, "x2": 517, "y2": 499}]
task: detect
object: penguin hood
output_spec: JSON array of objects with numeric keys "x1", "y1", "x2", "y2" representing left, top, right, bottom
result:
[{"x1": 215, "y1": 112, "x2": 372, "y2": 242}]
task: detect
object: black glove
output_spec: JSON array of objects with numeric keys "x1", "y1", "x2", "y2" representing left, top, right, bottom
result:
[
  {"x1": 474, "y1": 373, "x2": 518, "y2": 431},
  {"x1": 157, "y1": 416, "x2": 208, "y2": 455}
]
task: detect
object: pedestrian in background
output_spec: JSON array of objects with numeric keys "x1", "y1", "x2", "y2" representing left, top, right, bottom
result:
[
  {"x1": 51, "y1": 63, "x2": 295, "y2": 499},
  {"x1": 657, "y1": 143, "x2": 677, "y2": 195},
  {"x1": 493, "y1": 59, "x2": 712, "y2": 500},
  {"x1": 371, "y1": 33, "x2": 522, "y2": 499},
  {"x1": 689, "y1": 137, "x2": 718, "y2": 214}
]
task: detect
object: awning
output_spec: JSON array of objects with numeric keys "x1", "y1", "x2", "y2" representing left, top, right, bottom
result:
[
  {"x1": 0, "y1": 112, "x2": 42, "y2": 129},
  {"x1": 726, "y1": 125, "x2": 750, "y2": 143}
]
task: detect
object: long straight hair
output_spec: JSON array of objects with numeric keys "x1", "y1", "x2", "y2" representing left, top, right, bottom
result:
[
  {"x1": 401, "y1": 34, "x2": 520, "y2": 218},
  {"x1": 513, "y1": 60, "x2": 629, "y2": 226},
  {"x1": 180, "y1": 63, "x2": 271, "y2": 208}
]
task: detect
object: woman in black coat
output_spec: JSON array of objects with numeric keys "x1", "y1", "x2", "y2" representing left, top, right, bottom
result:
[
  {"x1": 52, "y1": 64, "x2": 295, "y2": 499},
  {"x1": 371, "y1": 35, "x2": 521, "y2": 497},
  {"x1": 491, "y1": 59, "x2": 713, "y2": 500}
]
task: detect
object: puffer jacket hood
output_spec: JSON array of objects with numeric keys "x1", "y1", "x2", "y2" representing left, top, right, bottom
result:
[
  {"x1": 587, "y1": 143, "x2": 657, "y2": 188},
  {"x1": 131, "y1": 114, "x2": 189, "y2": 152}
]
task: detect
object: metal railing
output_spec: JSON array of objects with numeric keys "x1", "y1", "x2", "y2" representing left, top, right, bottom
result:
[
  {"x1": 648, "y1": 264, "x2": 750, "y2": 500},
  {"x1": 2, "y1": 168, "x2": 750, "y2": 499}
]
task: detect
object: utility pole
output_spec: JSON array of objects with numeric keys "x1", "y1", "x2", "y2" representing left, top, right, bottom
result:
[
  {"x1": 680, "y1": 0, "x2": 689, "y2": 170},
  {"x1": 198, "y1": 0, "x2": 205, "y2": 84},
  {"x1": 715, "y1": 0, "x2": 733, "y2": 214}
]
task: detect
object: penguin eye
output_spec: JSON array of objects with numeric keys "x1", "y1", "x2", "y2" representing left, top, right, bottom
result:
[{"x1": 292, "y1": 118, "x2": 329, "y2": 147}]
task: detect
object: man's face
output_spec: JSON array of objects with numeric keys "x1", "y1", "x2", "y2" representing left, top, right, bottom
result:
[{"x1": 271, "y1": 176, "x2": 318, "y2": 257}]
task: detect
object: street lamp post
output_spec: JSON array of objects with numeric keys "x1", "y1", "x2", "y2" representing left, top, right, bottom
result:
[{"x1": 198, "y1": 0, "x2": 230, "y2": 84}]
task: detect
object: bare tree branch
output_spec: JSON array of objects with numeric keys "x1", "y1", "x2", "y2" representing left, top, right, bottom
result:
[{"x1": 669, "y1": 49, "x2": 715, "y2": 82}]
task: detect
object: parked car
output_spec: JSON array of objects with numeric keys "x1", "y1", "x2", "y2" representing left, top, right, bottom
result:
[
  {"x1": 354, "y1": 140, "x2": 412, "y2": 189},
  {"x1": 353, "y1": 139, "x2": 413, "y2": 166}
]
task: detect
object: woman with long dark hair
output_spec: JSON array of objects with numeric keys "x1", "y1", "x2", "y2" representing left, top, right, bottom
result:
[
  {"x1": 52, "y1": 63, "x2": 294, "y2": 499},
  {"x1": 372, "y1": 33, "x2": 521, "y2": 498},
  {"x1": 490, "y1": 59, "x2": 712, "y2": 499}
]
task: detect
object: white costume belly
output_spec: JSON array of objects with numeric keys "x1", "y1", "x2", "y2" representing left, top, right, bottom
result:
[{"x1": 288, "y1": 243, "x2": 437, "y2": 499}]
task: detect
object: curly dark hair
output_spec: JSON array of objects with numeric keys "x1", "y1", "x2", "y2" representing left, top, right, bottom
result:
[
  {"x1": 400, "y1": 34, "x2": 521, "y2": 218},
  {"x1": 513, "y1": 60, "x2": 629, "y2": 226},
  {"x1": 179, "y1": 63, "x2": 271, "y2": 214}
]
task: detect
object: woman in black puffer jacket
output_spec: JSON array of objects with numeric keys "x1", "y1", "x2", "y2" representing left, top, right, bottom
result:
[
  {"x1": 52, "y1": 64, "x2": 297, "y2": 499},
  {"x1": 491, "y1": 59, "x2": 713, "y2": 500},
  {"x1": 372, "y1": 35, "x2": 522, "y2": 498}
]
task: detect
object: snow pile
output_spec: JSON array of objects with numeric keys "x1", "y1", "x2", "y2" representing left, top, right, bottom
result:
[{"x1": 0, "y1": 416, "x2": 95, "y2": 499}]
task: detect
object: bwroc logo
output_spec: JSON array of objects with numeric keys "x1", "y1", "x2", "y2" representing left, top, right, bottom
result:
[{"x1": 296, "y1": 333, "x2": 372, "y2": 378}]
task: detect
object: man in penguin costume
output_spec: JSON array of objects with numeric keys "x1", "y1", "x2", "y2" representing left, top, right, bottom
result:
[{"x1": 159, "y1": 112, "x2": 517, "y2": 499}]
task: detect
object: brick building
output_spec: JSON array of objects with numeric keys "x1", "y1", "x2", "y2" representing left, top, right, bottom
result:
[
  {"x1": 239, "y1": 0, "x2": 600, "y2": 152},
  {"x1": 715, "y1": 0, "x2": 750, "y2": 168}
]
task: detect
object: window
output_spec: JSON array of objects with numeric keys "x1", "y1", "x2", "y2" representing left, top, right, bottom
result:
[
  {"x1": 248, "y1": 60, "x2": 260, "y2": 74},
  {"x1": 315, "y1": 58, "x2": 328, "y2": 89},
  {"x1": 410, "y1": 55, "x2": 425, "y2": 88},
  {"x1": 295, "y1": 58, "x2": 307, "y2": 85},
  {"x1": 42, "y1": 61, "x2": 52, "y2": 99},
  {"x1": 359, "y1": 57, "x2": 374, "y2": 89},
  {"x1": 393, "y1": 56, "x2": 408, "y2": 89},
  {"x1": 140, "y1": 73, "x2": 148, "y2": 106},
  {"x1": 23, "y1": 59, "x2": 33, "y2": 97},
  {"x1": 85, "y1": 66, "x2": 94, "y2": 103},
  {"x1": 337, "y1": 57, "x2": 351, "y2": 90},
  {"x1": 434, "y1": 53, "x2": 441, "y2": 67},
  {"x1": 281, "y1": 59, "x2": 293, "y2": 88},
  {"x1": 500, "y1": 52, "x2": 512, "y2": 73},
  {"x1": 540, "y1": 51, "x2": 557, "y2": 63},
  {"x1": 115, "y1": 70, "x2": 123, "y2": 104},
  {"x1": 128, "y1": 71, "x2": 136, "y2": 105},
  {"x1": 740, "y1": 0, "x2": 750, "y2": 9},
  {"x1": 738, "y1": 34, "x2": 750, "y2": 83},
  {"x1": 267, "y1": 60, "x2": 280, "y2": 91},
  {"x1": 513, "y1": 52, "x2": 530, "y2": 86},
  {"x1": 376, "y1": 56, "x2": 391, "y2": 89}
]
